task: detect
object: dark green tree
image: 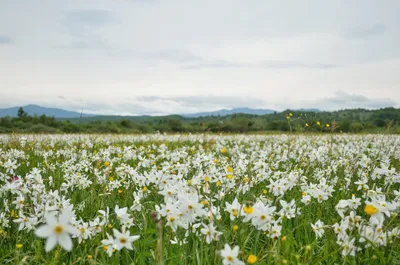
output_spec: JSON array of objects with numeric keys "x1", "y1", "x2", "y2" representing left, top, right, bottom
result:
[{"x1": 17, "y1": 107, "x2": 28, "y2": 118}]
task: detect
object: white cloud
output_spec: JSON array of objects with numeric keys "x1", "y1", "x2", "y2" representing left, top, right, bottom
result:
[{"x1": 0, "y1": 0, "x2": 399, "y2": 114}]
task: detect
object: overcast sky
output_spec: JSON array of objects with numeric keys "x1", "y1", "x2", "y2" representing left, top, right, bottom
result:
[{"x1": 0, "y1": 0, "x2": 399, "y2": 115}]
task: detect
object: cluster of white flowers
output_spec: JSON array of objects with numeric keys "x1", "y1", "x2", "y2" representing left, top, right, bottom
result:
[
  {"x1": 0, "y1": 134, "x2": 399, "y2": 263},
  {"x1": 332, "y1": 191, "x2": 400, "y2": 256}
]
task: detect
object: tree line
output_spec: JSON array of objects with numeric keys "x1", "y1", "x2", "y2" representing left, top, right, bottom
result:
[{"x1": 0, "y1": 107, "x2": 398, "y2": 134}]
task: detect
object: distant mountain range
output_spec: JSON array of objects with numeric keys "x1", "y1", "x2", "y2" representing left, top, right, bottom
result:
[
  {"x1": 182, "y1": 107, "x2": 276, "y2": 117},
  {"x1": 0, "y1": 105, "x2": 320, "y2": 119},
  {"x1": 0, "y1": 105, "x2": 96, "y2": 118}
]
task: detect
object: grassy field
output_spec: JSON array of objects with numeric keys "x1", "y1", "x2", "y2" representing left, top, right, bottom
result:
[{"x1": 0, "y1": 134, "x2": 400, "y2": 264}]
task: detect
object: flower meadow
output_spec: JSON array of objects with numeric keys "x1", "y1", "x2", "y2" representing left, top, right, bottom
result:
[{"x1": 0, "y1": 134, "x2": 400, "y2": 265}]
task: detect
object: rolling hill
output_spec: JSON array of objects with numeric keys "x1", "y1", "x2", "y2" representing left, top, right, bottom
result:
[
  {"x1": 182, "y1": 107, "x2": 276, "y2": 117},
  {"x1": 0, "y1": 105, "x2": 95, "y2": 118},
  {"x1": 0, "y1": 105, "x2": 282, "y2": 119}
]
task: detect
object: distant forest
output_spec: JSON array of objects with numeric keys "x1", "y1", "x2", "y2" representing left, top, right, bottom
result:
[{"x1": 0, "y1": 107, "x2": 399, "y2": 134}]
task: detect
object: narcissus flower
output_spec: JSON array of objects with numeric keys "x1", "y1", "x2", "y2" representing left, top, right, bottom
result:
[
  {"x1": 35, "y1": 210, "x2": 79, "y2": 252},
  {"x1": 311, "y1": 220, "x2": 325, "y2": 239},
  {"x1": 113, "y1": 228, "x2": 140, "y2": 250},
  {"x1": 220, "y1": 244, "x2": 244, "y2": 265}
]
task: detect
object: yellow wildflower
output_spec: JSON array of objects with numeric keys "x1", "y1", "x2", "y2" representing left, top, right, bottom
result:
[
  {"x1": 364, "y1": 204, "x2": 378, "y2": 215},
  {"x1": 247, "y1": 254, "x2": 257, "y2": 264},
  {"x1": 243, "y1": 206, "x2": 254, "y2": 214}
]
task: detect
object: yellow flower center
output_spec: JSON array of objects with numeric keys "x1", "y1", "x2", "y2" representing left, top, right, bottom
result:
[
  {"x1": 260, "y1": 215, "x2": 266, "y2": 220},
  {"x1": 227, "y1": 256, "x2": 233, "y2": 261},
  {"x1": 54, "y1": 225, "x2": 64, "y2": 235},
  {"x1": 120, "y1": 237, "x2": 127, "y2": 244}
]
